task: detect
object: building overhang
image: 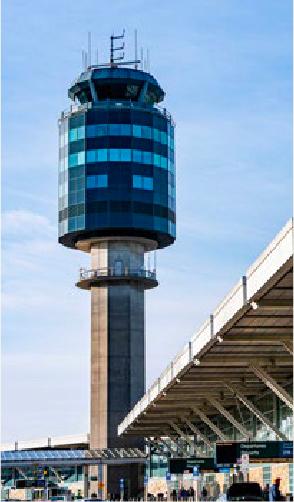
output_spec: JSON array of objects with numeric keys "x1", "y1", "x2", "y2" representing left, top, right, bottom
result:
[{"x1": 118, "y1": 219, "x2": 293, "y2": 439}]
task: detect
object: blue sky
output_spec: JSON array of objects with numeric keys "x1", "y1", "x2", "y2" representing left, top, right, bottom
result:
[{"x1": 2, "y1": 0, "x2": 292, "y2": 442}]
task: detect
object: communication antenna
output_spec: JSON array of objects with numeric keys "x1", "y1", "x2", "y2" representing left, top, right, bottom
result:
[
  {"x1": 134, "y1": 29, "x2": 138, "y2": 69},
  {"x1": 86, "y1": 32, "x2": 140, "y2": 69},
  {"x1": 147, "y1": 48, "x2": 150, "y2": 73},
  {"x1": 140, "y1": 48, "x2": 144, "y2": 70},
  {"x1": 110, "y1": 29, "x2": 125, "y2": 66},
  {"x1": 88, "y1": 31, "x2": 92, "y2": 67}
]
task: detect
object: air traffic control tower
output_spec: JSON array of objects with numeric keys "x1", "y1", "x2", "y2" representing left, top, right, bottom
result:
[{"x1": 58, "y1": 33, "x2": 176, "y2": 496}]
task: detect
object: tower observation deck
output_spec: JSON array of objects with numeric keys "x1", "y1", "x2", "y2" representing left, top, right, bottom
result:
[{"x1": 58, "y1": 34, "x2": 176, "y2": 498}]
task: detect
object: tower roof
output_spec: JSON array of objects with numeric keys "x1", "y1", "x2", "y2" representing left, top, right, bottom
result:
[{"x1": 68, "y1": 67, "x2": 165, "y2": 105}]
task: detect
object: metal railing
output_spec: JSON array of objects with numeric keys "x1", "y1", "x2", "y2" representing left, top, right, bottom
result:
[
  {"x1": 79, "y1": 267, "x2": 156, "y2": 281},
  {"x1": 61, "y1": 100, "x2": 174, "y2": 124}
]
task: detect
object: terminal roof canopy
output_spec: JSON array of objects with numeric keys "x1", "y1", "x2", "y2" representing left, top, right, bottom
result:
[
  {"x1": 118, "y1": 219, "x2": 293, "y2": 440},
  {"x1": 1, "y1": 448, "x2": 147, "y2": 467}
]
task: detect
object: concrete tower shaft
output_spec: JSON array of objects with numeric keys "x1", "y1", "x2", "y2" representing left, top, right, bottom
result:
[
  {"x1": 76, "y1": 237, "x2": 157, "y2": 451},
  {"x1": 76, "y1": 238, "x2": 157, "y2": 497}
]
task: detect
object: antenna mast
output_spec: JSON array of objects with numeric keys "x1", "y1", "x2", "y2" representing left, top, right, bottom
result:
[
  {"x1": 110, "y1": 30, "x2": 125, "y2": 66},
  {"x1": 88, "y1": 32, "x2": 92, "y2": 67},
  {"x1": 134, "y1": 29, "x2": 138, "y2": 69}
]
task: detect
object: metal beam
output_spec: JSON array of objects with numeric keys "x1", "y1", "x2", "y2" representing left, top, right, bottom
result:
[
  {"x1": 231, "y1": 326, "x2": 292, "y2": 330},
  {"x1": 225, "y1": 382, "x2": 288, "y2": 440},
  {"x1": 191, "y1": 407, "x2": 229, "y2": 441},
  {"x1": 252, "y1": 299, "x2": 292, "y2": 309},
  {"x1": 206, "y1": 396, "x2": 253, "y2": 439},
  {"x1": 281, "y1": 340, "x2": 293, "y2": 356},
  {"x1": 169, "y1": 422, "x2": 194, "y2": 448},
  {"x1": 250, "y1": 364, "x2": 293, "y2": 409},
  {"x1": 184, "y1": 419, "x2": 212, "y2": 448}
]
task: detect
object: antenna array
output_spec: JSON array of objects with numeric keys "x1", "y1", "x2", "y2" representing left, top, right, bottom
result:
[{"x1": 81, "y1": 30, "x2": 149, "y2": 71}]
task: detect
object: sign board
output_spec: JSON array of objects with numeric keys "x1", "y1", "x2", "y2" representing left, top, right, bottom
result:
[
  {"x1": 218, "y1": 467, "x2": 230, "y2": 474},
  {"x1": 144, "y1": 475, "x2": 148, "y2": 486},
  {"x1": 169, "y1": 457, "x2": 215, "y2": 474},
  {"x1": 193, "y1": 466, "x2": 200, "y2": 477},
  {"x1": 216, "y1": 441, "x2": 293, "y2": 466},
  {"x1": 119, "y1": 479, "x2": 124, "y2": 488},
  {"x1": 165, "y1": 472, "x2": 171, "y2": 481},
  {"x1": 240, "y1": 453, "x2": 250, "y2": 475}
]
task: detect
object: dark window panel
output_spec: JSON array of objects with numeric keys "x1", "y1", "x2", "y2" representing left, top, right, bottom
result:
[
  {"x1": 131, "y1": 110, "x2": 153, "y2": 126},
  {"x1": 109, "y1": 201, "x2": 131, "y2": 212},
  {"x1": 68, "y1": 203, "x2": 85, "y2": 217},
  {"x1": 69, "y1": 112, "x2": 85, "y2": 129},
  {"x1": 133, "y1": 201, "x2": 154, "y2": 216},
  {"x1": 69, "y1": 139, "x2": 85, "y2": 154},
  {"x1": 87, "y1": 201, "x2": 108, "y2": 213}
]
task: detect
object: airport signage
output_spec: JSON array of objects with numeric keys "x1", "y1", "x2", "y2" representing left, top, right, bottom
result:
[
  {"x1": 169, "y1": 457, "x2": 215, "y2": 474},
  {"x1": 216, "y1": 441, "x2": 293, "y2": 466},
  {"x1": 193, "y1": 466, "x2": 200, "y2": 478}
]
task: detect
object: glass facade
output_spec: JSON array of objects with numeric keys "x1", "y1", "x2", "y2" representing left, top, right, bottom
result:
[{"x1": 59, "y1": 105, "x2": 176, "y2": 249}]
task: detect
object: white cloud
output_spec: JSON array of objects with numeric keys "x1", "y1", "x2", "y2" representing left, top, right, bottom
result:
[{"x1": 2, "y1": 209, "x2": 55, "y2": 238}]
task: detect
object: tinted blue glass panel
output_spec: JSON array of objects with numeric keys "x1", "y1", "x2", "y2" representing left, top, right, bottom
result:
[
  {"x1": 143, "y1": 177, "x2": 153, "y2": 190},
  {"x1": 121, "y1": 124, "x2": 132, "y2": 135},
  {"x1": 154, "y1": 154, "x2": 161, "y2": 167},
  {"x1": 69, "y1": 126, "x2": 85, "y2": 142},
  {"x1": 69, "y1": 153, "x2": 78, "y2": 167},
  {"x1": 86, "y1": 150, "x2": 96, "y2": 162},
  {"x1": 133, "y1": 175, "x2": 153, "y2": 191},
  {"x1": 142, "y1": 151, "x2": 152, "y2": 164},
  {"x1": 70, "y1": 152, "x2": 85, "y2": 167},
  {"x1": 109, "y1": 149, "x2": 120, "y2": 161},
  {"x1": 133, "y1": 150, "x2": 142, "y2": 163},
  {"x1": 133, "y1": 175, "x2": 141, "y2": 189},
  {"x1": 121, "y1": 149, "x2": 131, "y2": 161},
  {"x1": 133, "y1": 125, "x2": 142, "y2": 137},
  {"x1": 69, "y1": 129, "x2": 77, "y2": 142},
  {"x1": 109, "y1": 124, "x2": 121, "y2": 135},
  {"x1": 161, "y1": 131, "x2": 167, "y2": 144},
  {"x1": 76, "y1": 190, "x2": 85, "y2": 203},
  {"x1": 97, "y1": 149, "x2": 108, "y2": 161},
  {"x1": 76, "y1": 215, "x2": 85, "y2": 229},
  {"x1": 87, "y1": 175, "x2": 108, "y2": 188},
  {"x1": 160, "y1": 156, "x2": 168, "y2": 169},
  {"x1": 153, "y1": 129, "x2": 160, "y2": 142},
  {"x1": 142, "y1": 126, "x2": 152, "y2": 139}
]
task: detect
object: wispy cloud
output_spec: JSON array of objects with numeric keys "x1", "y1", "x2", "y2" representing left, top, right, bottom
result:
[{"x1": 2, "y1": 209, "x2": 55, "y2": 238}]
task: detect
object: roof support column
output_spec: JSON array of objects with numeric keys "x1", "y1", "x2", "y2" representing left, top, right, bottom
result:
[
  {"x1": 184, "y1": 419, "x2": 212, "y2": 448},
  {"x1": 206, "y1": 396, "x2": 253, "y2": 439},
  {"x1": 225, "y1": 382, "x2": 288, "y2": 440},
  {"x1": 250, "y1": 364, "x2": 293, "y2": 409},
  {"x1": 83, "y1": 465, "x2": 89, "y2": 499},
  {"x1": 192, "y1": 407, "x2": 229, "y2": 441}
]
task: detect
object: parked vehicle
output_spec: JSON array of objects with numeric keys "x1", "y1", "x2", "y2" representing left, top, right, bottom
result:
[{"x1": 227, "y1": 482, "x2": 263, "y2": 501}]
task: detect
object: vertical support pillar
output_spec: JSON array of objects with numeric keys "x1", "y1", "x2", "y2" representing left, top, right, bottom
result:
[
  {"x1": 83, "y1": 465, "x2": 89, "y2": 499},
  {"x1": 87, "y1": 238, "x2": 156, "y2": 498}
]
